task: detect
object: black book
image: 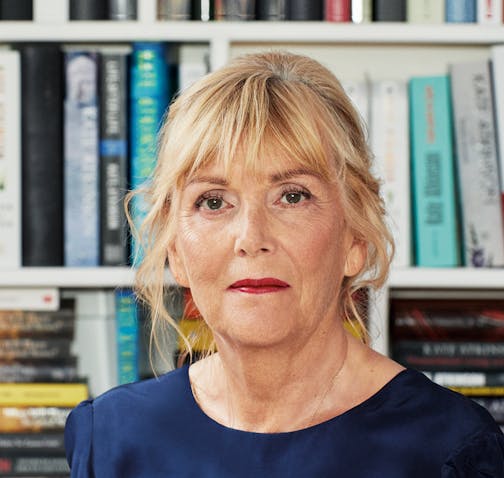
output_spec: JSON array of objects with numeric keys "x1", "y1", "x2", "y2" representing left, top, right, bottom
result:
[
  {"x1": 192, "y1": 0, "x2": 214, "y2": 20},
  {"x1": 287, "y1": 0, "x2": 323, "y2": 20},
  {"x1": 256, "y1": 0, "x2": 287, "y2": 20},
  {"x1": 99, "y1": 47, "x2": 130, "y2": 266},
  {"x1": 372, "y1": 0, "x2": 406, "y2": 21},
  {"x1": 19, "y1": 44, "x2": 64, "y2": 266},
  {"x1": 0, "y1": 0, "x2": 32, "y2": 20},
  {"x1": 69, "y1": 0, "x2": 108, "y2": 20},
  {"x1": 0, "y1": 433, "x2": 66, "y2": 454}
]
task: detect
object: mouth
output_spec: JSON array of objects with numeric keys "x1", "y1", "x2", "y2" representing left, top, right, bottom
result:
[{"x1": 228, "y1": 278, "x2": 290, "y2": 294}]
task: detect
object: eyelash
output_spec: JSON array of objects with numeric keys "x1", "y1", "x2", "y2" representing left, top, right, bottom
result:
[{"x1": 194, "y1": 192, "x2": 224, "y2": 209}]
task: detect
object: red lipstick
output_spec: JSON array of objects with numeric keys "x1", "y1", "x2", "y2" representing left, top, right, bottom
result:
[{"x1": 229, "y1": 278, "x2": 290, "y2": 294}]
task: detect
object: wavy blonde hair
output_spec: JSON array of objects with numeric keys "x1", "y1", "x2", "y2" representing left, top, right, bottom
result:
[{"x1": 127, "y1": 51, "x2": 394, "y2": 362}]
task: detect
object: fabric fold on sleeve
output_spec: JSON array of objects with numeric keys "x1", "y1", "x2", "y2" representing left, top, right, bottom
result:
[
  {"x1": 65, "y1": 399, "x2": 95, "y2": 478},
  {"x1": 442, "y1": 430, "x2": 504, "y2": 477}
]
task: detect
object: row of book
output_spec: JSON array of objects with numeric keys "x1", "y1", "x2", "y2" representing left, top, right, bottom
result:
[
  {"x1": 390, "y1": 297, "x2": 504, "y2": 431},
  {"x1": 0, "y1": 42, "x2": 209, "y2": 269},
  {"x1": 347, "y1": 46, "x2": 504, "y2": 268},
  {"x1": 2, "y1": 0, "x2": 503, "y2": 24}
]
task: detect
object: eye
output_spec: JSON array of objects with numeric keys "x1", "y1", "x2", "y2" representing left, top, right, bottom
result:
[
  {"x1": 280, "y1": 189, "x2": 311, "y2": 205},
  {"x1": 195, "y1": 193, "x2": 227, "y2": 211}
]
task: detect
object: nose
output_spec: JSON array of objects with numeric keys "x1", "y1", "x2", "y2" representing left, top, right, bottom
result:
[{"x1": 233, "y1": 203, "x2": 275, "y2": 257}]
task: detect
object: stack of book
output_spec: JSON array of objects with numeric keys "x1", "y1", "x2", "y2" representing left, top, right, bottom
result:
[
  {"x1": 390, "y1": 297, "x2": 504, "y2": 431},
  {"x1": 0, "y1": 299, "x2": 88, "y2": 477}
]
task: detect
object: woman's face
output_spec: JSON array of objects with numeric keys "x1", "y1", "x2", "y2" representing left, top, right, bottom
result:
[{"x1": 168, "y1": 155, "x2": 365, "y2": 349}]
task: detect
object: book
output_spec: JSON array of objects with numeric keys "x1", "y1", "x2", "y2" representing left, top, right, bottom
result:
[
  {"x1": 369, "y1": 79, "x2": 410, "y2": 268},
  {"x1": 109, "y1": 0, "x2": 138, "y2": 20},
  {"x1": 0, "y1": 0, "x2": 33, "y2": 20},
  {"x1": 472, "y1": 396, "x2": 504, "y2": 422},
  {"x1": 325, "y1": 0, "x2": 351, "y2": 21},
  {"x1": 0, "y1": 433, "x2": 65, "y2": 453},
  {"x1": 33, "y1": 0, "x2": 68, "y2": 23},
  {"x1": 445, "y1": 0, "x2": 476, "y2": 22},
  {"x1": 0, "y1": 456, "x2": 70, "y2": 476},
  {"x1": 0, "y1": 383, "x2": 88, "y2": 407},
  {"x1": 287, "y1": 0, "x2": 324, "y2": 20},
  {"x1": 351, "y1": 0, "x2": 372, "y2": 22},
  {"x1": 99, "y1": 46, "x2": 131, "y2": 266},
  {"x1": 0, "y1": 50, "x2": 21, "y2": 269},
  {"x1": 19, "y1": 45, "x2": 64, "y2": 267},
  {"x1": 342, "y1": 79, "x2": 370, "y2": 128},
  {"x1": 129, "y1": 42, "x2": 169, "y2": 265},
  {"x1": 70, "y1": 290, "x2": 117, "y2": 397},
  {"x1": 477, "y1": 0, "x2": 502, "y2": 24},
  {"x1": 0, "y1": 288, "x2": 59, "y2": 311},
  {"x1": 491, "y1": 45, "x2": 504, "y2": 223},
  {"x1": 448, "y1": 385, "x2": 504, "y2": 396},
  {"x1": 214, "y1": 0, "x2": 255, "y2": 20},
  {"x1": 0, "y1": 363, "x2": 79, "y2": 383},
  {"x1": 423, "y1": 371, "x2": 504, "y2": 387},
  {"x1": 372, "y1": 0, "x2": 406, "y2": 21},
  {"x1": 64, "y1": 49, "x2": 100, "y2": 267},
  {"x1": 191, "y1": 0, "x2": 214, "y2": 20},
  {"x1": 0, "y1": 338, "x2": 73, "y2": 361},
  {"x1": 69, "y1": 0, "x2": 107, "y2": 20},
  {"x1": 406, "y1": 0, "x2": 444, "y2": 23},
  {"x1": 256, "y1": 0, "x2": 288, "y2": 20},
  {"x1": 0, "y1": 406, "x2": 72, "y2": 433},
  {"x1": 115, "y1": 288, "x2": 139, "y2": 385},
  {"x1": 409, "y1": 76, "x2": 460, "y2": 267},
  {"x1": 450, "y1": 60, "x2": 504, "y2": 267},
  {"x1": 158, "y1": 0, "x2": 192, "y2": 20},
  {"x1": 177, "y1": 44, "x2": 210, "y2": 93}
]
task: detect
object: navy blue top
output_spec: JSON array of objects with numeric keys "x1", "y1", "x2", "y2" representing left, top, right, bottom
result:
[{"x1": 65, "y1": 366, "x2": 504, "y2": 477}]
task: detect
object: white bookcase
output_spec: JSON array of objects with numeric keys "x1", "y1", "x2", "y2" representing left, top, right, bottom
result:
[{"x1": 1, "y1": 16, "x2": 504, "y2": 358}]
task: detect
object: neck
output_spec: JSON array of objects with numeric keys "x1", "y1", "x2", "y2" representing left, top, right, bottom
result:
[{"x1": 191, "y1": 321, "x2": 350, "y2": 433}]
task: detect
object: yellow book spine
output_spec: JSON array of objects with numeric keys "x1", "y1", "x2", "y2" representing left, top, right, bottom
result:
[
  {"x1": 0, "y1": 383, "x2": 88, "y2": 406},
  {"x1": 449, "y1": 386, "x2": 504, "y2": 396}
]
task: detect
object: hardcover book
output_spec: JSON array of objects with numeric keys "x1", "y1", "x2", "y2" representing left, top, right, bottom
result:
[
  {"x1": 372, "y1": 0, "x2": 406, "y2": 21},
  {"x1": 370, "y1": 79, "x2": 411, "y2": 267},
  {"x1": 491, "y1": 45, "x2": 504, "y2": 224},
  {"x1": 409, "y1": 76, "x2": 460, "y2": 267},
  {"x1": 0, "y1": 406, "x2": 72, "y2": 432},
  {"x1": 69, "y1": 0, "x2": 107, "y2": 19},
  {"x1": 99, "y1": 46, "x2": 131, "y2": 266},
  {"x1": 406, "y1": 0, "x2": 444, "y2": 23},
  {"x1": 256, "y1": 0, "x2": 287, "y2": 19},
  {"x1": 477, "y1": 0, "x2": 502, "y2": 24},
  {"x1": 115, "y1": 288, "x2": 139, "y2": 385},
  {"x1": 0, "y1": 0, "x2": 32, "y2": 20},
  {"x1": 64, "y1": 49, "x2": 100, "y2": 266},
  {"x1": 445, "y1": 0, "x2": 476, "y2": 22},
  {"x1": 0, "y1": 50, "x2": 21, "y2": 269},
  {"x1": 287, "y1": 0, "x2": 324, "y2": 20},
  {"x1": 158, "y1": 0, "x2": 192, "y2": 20},
  {"x1": 450, "y1": 60, "x2": 504, "y2": 267},
  {"x1": 20, "y1": 44, "x2": 64, "y2": 267},
  {"x1": 178, "y1": 43, "x2": 210, "y2": 93},
  {"x1": 325, "y1": 0, "x2": 351, "y2": 21},
  {"x1": 109, "y1": 0, "x2": 137, "y2": 19},
  {"x1": 351, "y1": 0, "x2": 372, "y2": 22}
]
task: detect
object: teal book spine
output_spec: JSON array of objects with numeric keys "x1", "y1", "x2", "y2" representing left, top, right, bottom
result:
[
  {"x1": 409, "y1": 76, "x2": 460, "y2": 267},
  {"x1": 129, "y1": 42, "x2": 169, "y2": 265},
  {"x1": 115, "y1": 288, "x2": 139, "y2": 385}
]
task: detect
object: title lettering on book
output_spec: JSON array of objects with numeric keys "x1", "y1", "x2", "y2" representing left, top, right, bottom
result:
[{"x1": 105, "y1": 59, "x2": 121, "y2": 137}]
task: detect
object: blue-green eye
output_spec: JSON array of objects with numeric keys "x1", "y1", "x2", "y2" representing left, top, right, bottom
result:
[
  {"x1": 205, "y1": 197, "x2": 223, "y2": 210},
  {"x1": 195, "y1": 194, "x2": 225, "y2": 211}
]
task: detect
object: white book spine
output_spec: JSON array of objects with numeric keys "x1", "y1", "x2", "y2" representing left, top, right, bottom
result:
[
  {"x1": 407, "y1": 0, "x2": 445, "y2": 23},
  {"x1": 0, "y1": 288, "x2": 59, "y2": 311},
  {"x1": 370, "y1": 79, "x2": 411, "y2": 267},
  {"x1": 342, "y1": 79, "x2": 370, "y2": 130},
  {"x1": 451, "y1": 60, "x2": 504, "y2": 266},
  {"x1": 34, "y1": 0, "x2": 68, "y2": 23},
  {"x1": 138, "y1": 0, "x2": 157, "y2": 22},
  {"x1": 491, "y1": 45, "x2": 504, "y2": 225},
  {"x1": 477, "y1": 0, "x2": 502, "y2": 24},
  {"x1": 351, "y1": 0, "x2": 372, "y2": 23},
  {"x1": 0, "y1": 51, "x2": 21, "y2": 270},
  {"x1": 178, "y1": 44, "x2": 210, "y2": 93}
]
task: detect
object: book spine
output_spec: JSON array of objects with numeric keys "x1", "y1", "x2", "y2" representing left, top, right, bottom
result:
[
  {"x1": 0, "y1": 433, "x2": 65, "y2": 453},
  {"x1": 395, "y1": 341, "x2": 504, "y2": 358},
  {"x1": 351, "y1": 0, "x2": 372, "y2": 22},
  {"x1": 472, "y1": 396, "x2": 504, "y2": 422},
  {"x1": 406, "y1": 0, "x2": 444, "y2": 23},
  {"x1": 370, "y1": 79, "x2": 411, "y2": 267},
  {"x1": 0, "y1": 456, "x2": 70, "y2": 476},
  {"x1": 0, "y1": 51, "x2": 21, "y2": 269},
  {"x1": 491, "y1": 45, "x2": 504, "y2": 221},
  {"x1": 191, "y1": 0, "x2": 214, "y2": 20},
  {"x1": 256, "y1": 0, "x2": 288, "y2": 19},
  {"x1": 372, "y1": 0, "x2": 406, "y2": 21},
  {"x1": 450, "y1": 60, "x2": 504, "y2": 267},
  {"x1": 69, "y1": 0, "x2": 108, "y2": 19},
  {"x1": 325, "y1": 0, "x2": 351, "y2": 21},
  {"x1": 214, "y1": 0, "x2": 256, "y2": 20},
  {"x1": 0, "y1": 406, "x2": 72, "y2": 433},
  {"x1": 177, "y1": 44, "x2": 210, "y2": 93},
  {"x1": 109, "y1": 0, "x2": 138, "y2": 20},
  {"x1": 130, "y1": 42, "x2": 168, "y2": 265},
  {"x1": 64, "y1": 50, "x2": 100, "y2": 267},
  {"x1": 158, "y1": 0, "x2": 192, "y2": 20},
  {"x1": 115, "y1": 288, "x2": 139, "y2": 384},
  {"x1": 477, "y1": 0, "x2": 502, "y2": 23},
  {"x1": 342, "y1": 80, "x2": 370, "y2": 127},
  {"x1": 34, "y1": 0, "x2": 68, "y2": 23},
  {"x1": 20, "y1": 45, "x2": 64, "y2": 267},
  {"x1": 287, "y1": 0, "x2": 324, "y2": 20},
  {"x1": 0, "y1": 0, "x2": 33, "y2": 20},
  {"x1": 424, "y1": 371, "x2": 504, "y2": 387},
  {"x1": 0, "y1": 309, "x2": 75, "y2": 338},
  {"x1": 0, "y1": 287, "x2": 59, "y2": 311},
  {"x1": 409, "y1": 76, "x2": 460, "y2": 267},
  {"x1": 445, "y1": 0, "x2": 476, "y2": 22},
  {"x1": 100, "y1": 49, "x2": 130, "y2": 266},
  {"x1": 0, "y1": 338, "x2": 73, "y2": 360},
  {"x1": 0, "y1": 383, "x2": 88, "y2": 407},
  {"x1": 0, "y1": 363, "x2": 78, "y2": 382}
]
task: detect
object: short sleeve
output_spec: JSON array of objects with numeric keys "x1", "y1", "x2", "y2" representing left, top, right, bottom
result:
[
  {"x1": 64, "y1": 399, "x2": 94, "y2": 478},
  {"x1": 442, "y1": 431, "x2": 504, "y2": 477}
]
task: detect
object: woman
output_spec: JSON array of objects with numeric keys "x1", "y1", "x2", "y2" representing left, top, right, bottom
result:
[{"x1": 65, "y1": 51, "x2": 504, "y2": 477}]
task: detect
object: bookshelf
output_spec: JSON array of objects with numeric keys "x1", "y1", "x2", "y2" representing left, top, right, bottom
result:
[{"x1": 1, "y1": 19, "x2": 504, "y2": 353}]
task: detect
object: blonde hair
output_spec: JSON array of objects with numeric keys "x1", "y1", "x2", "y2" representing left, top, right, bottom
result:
[{"x1": 127, "y1": 51, "x2": 394, "y2": 360}]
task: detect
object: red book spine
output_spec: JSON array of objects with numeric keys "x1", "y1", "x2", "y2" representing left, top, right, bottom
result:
[{"x1": 325, "y1": 0, "x2": 351, "y2": 21}]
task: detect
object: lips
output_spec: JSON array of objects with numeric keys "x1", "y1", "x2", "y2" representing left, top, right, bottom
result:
[{"x1": 229, "y1": 278, "x2": 290, "y2": 294}]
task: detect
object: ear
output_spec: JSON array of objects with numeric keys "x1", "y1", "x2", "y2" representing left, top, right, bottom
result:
[
  {"x1": 344, "y1": 236, "x2": 366, "y2": 278},
  {"x1": 167, "y1": 241, "x2": 190, "y2": 288}
]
